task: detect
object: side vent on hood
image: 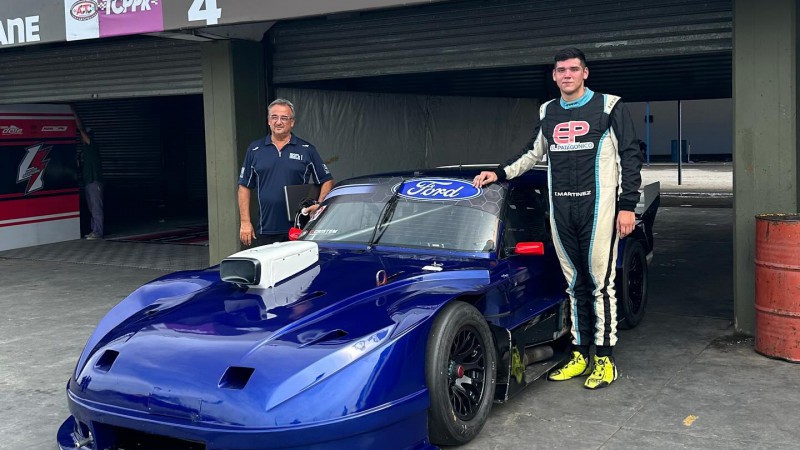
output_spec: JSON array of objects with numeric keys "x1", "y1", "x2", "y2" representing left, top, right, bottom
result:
[
  {"x1": 299, "y1": 329, "x2": 348, "y2": 348},
  {"x1": 219, "y1": 367, "x2": 255, "y2": 390},
  {"x1": 94, "y1": 350, "x2": 119, "y2": 373}
]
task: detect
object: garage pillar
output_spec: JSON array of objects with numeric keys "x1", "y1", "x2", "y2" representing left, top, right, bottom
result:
[
  {"x1": 733, "y1": 0, "x2": 798, "y2": 334},
  {"x1": 201, "y1": 40, "x2": 267, "y2": 264}
]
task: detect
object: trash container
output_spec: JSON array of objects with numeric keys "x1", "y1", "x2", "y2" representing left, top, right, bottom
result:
[
  {"x1": 670, "y1": 140, "x2": 689, "y2": 163},
  {"x1": 754, "y1": 213, "x2": 800, "y2": 362}
]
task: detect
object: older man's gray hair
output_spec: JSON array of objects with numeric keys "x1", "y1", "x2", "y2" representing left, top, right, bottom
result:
[{"x1": 268, "y1": 98, "x2": 295, "y2": 117}]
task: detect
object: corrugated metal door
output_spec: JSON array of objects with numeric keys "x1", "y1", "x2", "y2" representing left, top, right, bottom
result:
[
  {"x1": 0, "y1": 36, "x2": 202, "y2": 104},
  {"x1": 73, "y1": 96, "x2": 206, "y2": 228},
  {"x1": 270, "y1": 0, "x2": 731, "y2": 83}
]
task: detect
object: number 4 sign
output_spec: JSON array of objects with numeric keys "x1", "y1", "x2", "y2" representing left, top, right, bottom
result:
[{"x1": 188, "y1": 0, "x2": 221, "y2": 25}]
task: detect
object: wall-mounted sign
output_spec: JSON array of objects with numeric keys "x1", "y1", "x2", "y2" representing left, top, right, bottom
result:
[
  {"x1": 65, "y1": 0, "x2": 165, "y2": 41},
  {"x1": 0, "y1": 0, "x2": 444, "y2": 49}
]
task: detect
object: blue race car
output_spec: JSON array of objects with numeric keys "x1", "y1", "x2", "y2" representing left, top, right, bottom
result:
[{"x1": 58, "y1": 166, "x2": 658, "y2": 450}]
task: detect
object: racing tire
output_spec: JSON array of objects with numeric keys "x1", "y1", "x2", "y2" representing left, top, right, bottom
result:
[
  {"x1": 426, "y1": 301, "x2": 497, "y2": 446},
  {"x1": 617, "y1": 239, "x2": 648, "y2": 330}
]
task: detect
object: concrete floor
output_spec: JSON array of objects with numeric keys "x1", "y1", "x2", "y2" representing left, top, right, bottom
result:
[{"x1": 3, "y1": 163, "x2": 800, "y2": 450}]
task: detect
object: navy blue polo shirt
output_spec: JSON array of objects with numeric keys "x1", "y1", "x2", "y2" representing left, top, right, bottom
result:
[{"x1": 238, "y1": 134, "x2": 333, "y2": 234}]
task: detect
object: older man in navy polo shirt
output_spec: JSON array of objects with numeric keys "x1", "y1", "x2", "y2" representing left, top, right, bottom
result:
[{"x1": 238, "y1": 98, "x2": 334, "y2": 247}]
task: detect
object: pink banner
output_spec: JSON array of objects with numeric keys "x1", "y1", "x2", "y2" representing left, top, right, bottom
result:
[{"x1": 97, "y1": 0, "x2": 164, "y2": 38}]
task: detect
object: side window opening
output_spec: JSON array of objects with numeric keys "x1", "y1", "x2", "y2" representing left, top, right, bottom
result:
[{"x1": 502, "y1": 186, "x2": 551, "y2": 256}]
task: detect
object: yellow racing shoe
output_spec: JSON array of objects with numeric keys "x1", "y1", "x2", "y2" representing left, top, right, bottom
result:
[
  {"x1": 548, "y1": 351, "x2": 591, "y2": 381},
  {"x1": 584, "y1": 355, "x2": 618, "y2": 389}
]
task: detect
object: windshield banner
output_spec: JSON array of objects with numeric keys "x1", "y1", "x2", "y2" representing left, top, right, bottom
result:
[{"x1": 394, "y1": 178, "x2": 482, "y2": 201}]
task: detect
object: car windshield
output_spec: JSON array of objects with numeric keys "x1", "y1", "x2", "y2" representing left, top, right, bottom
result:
[{"x1": 301, "y1": 177, "x2": 503, "y2": 252}]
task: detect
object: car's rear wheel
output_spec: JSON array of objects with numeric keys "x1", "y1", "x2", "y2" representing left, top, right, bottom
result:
[
  {"x1": 426, "y1": 301, "x2": 496, "y2": 446},
  {"x1": 617, "y1": 239, "x2": 648, "y2": 329}
]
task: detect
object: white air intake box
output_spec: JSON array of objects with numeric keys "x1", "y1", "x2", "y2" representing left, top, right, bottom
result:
[{"x1": 220, "y1": 241, "x2": 319, "y2": 289}]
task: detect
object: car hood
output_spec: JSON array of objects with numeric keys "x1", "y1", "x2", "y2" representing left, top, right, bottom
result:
[{"x1": 70, "y1": 248, "x2": 492, "y2": 427}]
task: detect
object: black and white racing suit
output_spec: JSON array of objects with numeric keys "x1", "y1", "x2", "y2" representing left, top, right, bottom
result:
[{"x1": 494, "y1": 88, "x2": 642, "y2": 356}]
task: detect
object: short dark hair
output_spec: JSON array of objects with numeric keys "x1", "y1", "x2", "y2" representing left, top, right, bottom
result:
[{"x1": 554, "y1": 48, "x2": 587, "y2": 67}]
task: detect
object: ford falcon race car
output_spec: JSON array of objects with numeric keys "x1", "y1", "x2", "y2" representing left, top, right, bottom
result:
[{"x1": 58, "y1": 166, "x2": 659, "y2": 450}]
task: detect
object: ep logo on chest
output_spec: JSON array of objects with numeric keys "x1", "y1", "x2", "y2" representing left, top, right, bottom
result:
[
  {"x1": 289, "y1": 153, "x2": 303, "y2": 161},
  {"x1": 550, "y1": 120, "x2": 594, "y2": 152}
]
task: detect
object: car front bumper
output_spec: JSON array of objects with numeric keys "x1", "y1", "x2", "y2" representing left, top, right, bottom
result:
[{"x1": 58, "y1": 388, "x2": 433, "y2": 450}]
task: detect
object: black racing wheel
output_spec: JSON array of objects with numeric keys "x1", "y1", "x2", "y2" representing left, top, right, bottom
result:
[
  {"x1": 426, "y1": 301, "x2": 496, "y2": 446},
  {"x1": 617, "y1": 239, "x2": 648, "y2": 329}
]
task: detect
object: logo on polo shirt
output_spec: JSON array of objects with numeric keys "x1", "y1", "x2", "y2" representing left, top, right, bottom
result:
[{"x1": 289, "y1": 153, "x2": 302, "y2": 161}]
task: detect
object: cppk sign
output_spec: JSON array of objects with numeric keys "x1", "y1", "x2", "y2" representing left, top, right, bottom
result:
[
  {"x1": 394, "y1": 178, "x2": 482, "y2": 201},
  {"x1": 65, "y1": 0, "x2": 164, "y2": 41}
]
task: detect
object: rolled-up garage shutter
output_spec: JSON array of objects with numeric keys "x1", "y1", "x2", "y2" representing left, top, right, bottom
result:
[
  {"x1": 271, "y1": 0, "x2": 731, "y2": 82},
  {"x1": 269, "y1": 0, "x2": 731, "y2": 100},
  {"x1": 0, "y1": 36, "x2": 202, "y2": 104}
]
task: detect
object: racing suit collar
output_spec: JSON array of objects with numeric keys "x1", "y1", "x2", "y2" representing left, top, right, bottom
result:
[{"x1": 560, "y1": 87, "x2": 594, "y2": 109}]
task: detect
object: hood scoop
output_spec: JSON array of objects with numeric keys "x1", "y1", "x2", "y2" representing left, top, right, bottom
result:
[
  {"x1": 220, "y1": 241, "x2": 318, "y2": 288},
  {"x1": 94, "y1": 350, "x2": 119, "y2": 373},
  {"x1": 218, "y1": 366, "x2": 255, "y2": 390},
  {"x1": 299, "y1": 329, "x2": 348, "y2": 348}
]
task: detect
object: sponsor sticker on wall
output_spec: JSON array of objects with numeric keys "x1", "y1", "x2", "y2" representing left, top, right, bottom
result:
[{"x1": 65, "y1": 0, "x2": 164, "y2": 41}]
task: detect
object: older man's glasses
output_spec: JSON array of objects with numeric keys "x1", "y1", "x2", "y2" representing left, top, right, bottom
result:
[{"x1": 269, "y1": 115, "x2": 293, "y2": 123}]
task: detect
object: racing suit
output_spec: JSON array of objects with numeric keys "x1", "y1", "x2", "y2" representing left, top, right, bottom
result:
[{"x1": 494, "y1": 88, "x2": 642, "y2": 356}]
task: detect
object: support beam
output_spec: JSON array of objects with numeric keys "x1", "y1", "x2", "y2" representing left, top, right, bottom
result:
[
  {"x1": 202, "y1": 40, "x2": 266, "y2": 264},
  {"x1": 733, "y1": 0, "x2": 798, "y2": 334}
]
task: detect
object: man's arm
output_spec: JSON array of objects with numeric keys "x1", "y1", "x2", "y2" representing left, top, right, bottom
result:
[
  {"x1": 499, "y1": 127, "x2": 546, "y2": 180},
  {"x1": 473, "y1": 101, "x2": 550, "y2": 188},
  {"x1": 70, "y1": 105, "x2": 92, "y2": 145},
  {"x1": 473, "y1": 126, "x2": 545, "y2": 187},
  {"x1": 317, "y1": 179, "x2": 334, "y2": 203},
  {"x1": 304, "y1": 179, "x2": 335, "y2": 215},
  {"x1": 238, "y1": 185, "x2": 256, "y2": 246},
  {"x1": 611, "y1": 101, "x2": 643, "y2": 237},
  {"x1": 303, "y1": 145, "x2": 334, "y2": 215}
]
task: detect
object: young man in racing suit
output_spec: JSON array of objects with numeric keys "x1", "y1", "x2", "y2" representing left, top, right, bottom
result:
[{"x1": 473, "y1": 48, "x2": 642, "y2": 389}]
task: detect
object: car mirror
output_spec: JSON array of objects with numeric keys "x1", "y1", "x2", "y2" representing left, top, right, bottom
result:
[{"x1": 514, "y1": 242, "x2": 544, "y2": 255}]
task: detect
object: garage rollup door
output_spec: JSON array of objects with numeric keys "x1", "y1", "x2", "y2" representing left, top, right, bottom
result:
[
  {"x1": 0, "y1": 36, "x2": 202, "y2": 104},
  {"x1": 270, "y1": 0, "x2": 731, "y2": 84}
]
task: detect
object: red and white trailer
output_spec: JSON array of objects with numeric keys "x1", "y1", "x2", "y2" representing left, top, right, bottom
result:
[{"x1": 0, "y1": 104, "x2": 79, "y2": 251}]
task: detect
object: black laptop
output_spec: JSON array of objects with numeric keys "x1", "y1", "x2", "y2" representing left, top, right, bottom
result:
[{"x1": 283, "y1": 184, "x2": 321, "y2": 221}]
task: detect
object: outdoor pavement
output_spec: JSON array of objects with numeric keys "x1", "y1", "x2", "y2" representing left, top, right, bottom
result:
[{"x1": 2, "y1": 163, "x2": 799, "y2": 450}]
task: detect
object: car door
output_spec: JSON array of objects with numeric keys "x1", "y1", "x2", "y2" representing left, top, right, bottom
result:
[{"x1": 501, "y1": 185, "x2": 565, "y2": 323}]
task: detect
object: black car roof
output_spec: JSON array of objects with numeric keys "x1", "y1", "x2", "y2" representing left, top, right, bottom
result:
[{"x1": 341, "y1": 165, "x2": 548, "y2": 188}]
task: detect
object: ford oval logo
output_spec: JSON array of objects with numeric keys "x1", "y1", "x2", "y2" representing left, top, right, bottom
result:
[
  {"x1": 71, "y1": 1, "x2": 98, "y2": 20},
  {"x1": 394, "y1": 178, "x2": 482, "y2": 201}
]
